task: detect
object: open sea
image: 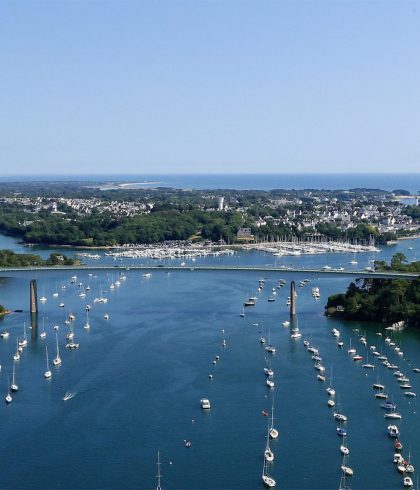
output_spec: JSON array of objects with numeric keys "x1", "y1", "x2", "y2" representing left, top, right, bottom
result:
[
  {"x1": 0, "y1": 233, "x2": 419, "y2": 489},
  {"x1": 0, "y1": 173, "x2": 419, "y2": 194}
]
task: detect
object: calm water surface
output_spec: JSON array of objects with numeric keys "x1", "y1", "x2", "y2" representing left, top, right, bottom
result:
[{"x1": 0, "y1": 238, "x2": 419, "y2": 489}]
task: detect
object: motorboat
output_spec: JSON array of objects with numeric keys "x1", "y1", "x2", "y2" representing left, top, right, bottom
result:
[
  {"x1": 266, "y1": 378, "x2": 275, "y2": 388},
  {"x1": 394, "y1": 453, "x2": 404, "y2": 464},
  {"x1": 388, "y1": 425, "x2": 400, "y2": 438},
  {"x1": 337, "y1": 427, "x2": 347, "y2": 437},
  {"x1": 334, "y1": 412, "x2": 348, "y2": 422},
  {"x1": 0, "y1": 331, "x2": 9, "y2": 339},
  {"x1": 353, "y1": 355, "x2": 363, "y2": 361},
  {"x1": 200, "y1": 398, "x2": 211, "y2": 409},
  {"x1": 327, "y1": 399, "x2": 335, "y2": 407},
  {"x1": 403, "y1": 392, "x2": 417, "y2": 397},
  {"x1": 403, "y1": 476, "x2": 413, "y2": 487},
  {"x1": 282, "y1": 320, "x2": 290, "y2": 327},
  {"x1": 375, "y1": 392, "x2": 388, "y2": 399},
  {"x1": 317, "y1": 374, "x2": 326, "y2": 382}
]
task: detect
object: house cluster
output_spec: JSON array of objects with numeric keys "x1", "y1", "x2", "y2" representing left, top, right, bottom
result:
[
  {"x1": 0, "y1": 196, "x2": 152, "y2": 218},
  {"x1": 248, "y1": 194, "x2": 418, "y2": 235}
]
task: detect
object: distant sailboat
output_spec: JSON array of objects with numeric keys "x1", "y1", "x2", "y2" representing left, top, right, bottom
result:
[
  {"x1": 269, "y1": 399, "x2": 279, "y2": 439},
  {"x1": 5, "y1": 376, "x2": 12, "y2": 404},
  {"x1": 10, "y1": 363, "x2": 18, "y2": 392},
  {"x1": 40, "y1": 316, "x2": 47, "y2": 339},
  {"x1": 53, "y1": 333, "x2": 62, "y2": 366},
  {"x1": 44, "y1": 345, "x2": 52, "y2": 379},
  {"x1": 84, "y1": 310, "x2": 90, "y2": 330},
  {"x1": 262, "y1": 457, "x2": 276, "y2": 487}
]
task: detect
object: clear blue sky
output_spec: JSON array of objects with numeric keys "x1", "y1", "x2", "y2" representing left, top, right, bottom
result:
[{"x1": 1, "y1": 0, "x2": 419, "y2": 174}]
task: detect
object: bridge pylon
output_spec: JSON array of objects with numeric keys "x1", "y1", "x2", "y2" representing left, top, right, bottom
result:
[
  {"x1": 290, "y1": 280, "x2": 296, "y2": 316},
  {"x1": 30, "y1": 279, "x2": 38, "y2": 314}
]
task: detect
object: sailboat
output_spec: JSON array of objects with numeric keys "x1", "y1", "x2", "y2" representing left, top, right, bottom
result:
[
  {"x1": 53, "y1": 333, "x2": 62, "y2": 366},
  {"x1": 269, "y1": 399, "x2": 279, "y2": 439},
  {"x1": 18, "y1": 322, "x2": 28, "y2": 348},
  {"x1": 265, "y1": 329, "x2": 276, "y2": 353},
  {"x1": 5, "y1": 376, "x2": 12, "y2": 404},
  {"x1": 13, "y1": 338, "x2": 21, "y2": 361},
  {"x1": 44, "y1": 345, "x2": 52, "y2": 379},
  {"x1": 340, "y1": 435, "x2": 350, "y2": 455},
  {"x1": 11, "y1": 363, "x2": 18, "y2": 392},
  {"x1": 347, "y1": 339, "x2": 356, "y2": 355},
  {"x1": 362, "y1": 350, "x2": 374, "y2": 369},
  {"x1": 156, "y1": 451, "x2": 162, "y2": 490},
  {"x1": 40, "y1": 287, "x2": 47, "y2": 303},
  {"x1": 40, "y1": 316, "x2": 47, "y2": 339},
  {"x1": 326, "y1": 367, "x2": 336, "y2": 396},
  {"x1": 339, "y1": 466, "x2": 351, "y2": 490},
  {"x1": 341, "y1": 453, "x2": 354, "y2": 476},
  {"x1": 262, "y1": 457, "x2": 276, "y2": 487},
  {"x1": 260, "y1": 325, "x2": 266, "y2": 344},
  {"x1": 84, "y1": 310, "x2": 90, "y2": 330},
  {"x1": 264, "y1": 423, "x2": 274, "y2": 462},
  {"x1": 240, "y1": 307, "x2": 245, "y2": 318}
]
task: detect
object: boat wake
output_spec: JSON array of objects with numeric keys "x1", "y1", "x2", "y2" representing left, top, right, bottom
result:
[{"x1": 63, "y1": 391, "x2": 77, "y2": 401}]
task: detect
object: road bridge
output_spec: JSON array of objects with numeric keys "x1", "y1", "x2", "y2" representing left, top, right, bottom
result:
[{"x1": 0, "y1": 265, "x2": 418, "y2": 280}]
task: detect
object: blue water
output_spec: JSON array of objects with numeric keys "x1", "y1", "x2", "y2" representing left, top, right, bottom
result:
[
  {"x1": 0, "y1": 238, "x2": 419, "y2": 489},
  {"x1": 0, "y1": 173, "x2": 419, "y2": 193}
]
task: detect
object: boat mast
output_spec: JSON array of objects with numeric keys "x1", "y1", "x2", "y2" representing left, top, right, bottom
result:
[{"x1": 156, "y1": 450, "x2": 162, "y2": 490}]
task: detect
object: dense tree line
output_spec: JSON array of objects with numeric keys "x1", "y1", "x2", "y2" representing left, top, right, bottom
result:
[
  {"x1": 0, "y1": 250, "x2": 77, "y2": 267},
  {"x1": 326, "y1": 254, "x2": 420, "y2": 328}
]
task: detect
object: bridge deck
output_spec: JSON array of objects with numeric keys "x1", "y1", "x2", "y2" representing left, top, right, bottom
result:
[{"x1": 0, "y1": 265, "x2": 418, "y2": 280}]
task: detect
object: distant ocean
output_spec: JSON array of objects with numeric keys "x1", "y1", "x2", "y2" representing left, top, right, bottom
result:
[{"x1": 0, "y1": 173, "x2": 419, "y2": 193}]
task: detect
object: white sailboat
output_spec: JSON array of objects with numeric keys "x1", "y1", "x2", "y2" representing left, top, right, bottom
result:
[
  {"x1": 5, "y1": 376, "x2": 12, "y2": 404},
  {"x1": 44, "y1": 345, "x2": 52, "y2": 379},
  {"x1": 84, "y1": 310, "x2": 90, "y2": 330},
  {"x1": 326, "y1": 367, "x2": 336, "y2": 396},
  {"x1": 340, "y1": 435, "x2": 350, "y2": 455},
  {"x1": 269, "y1": 400, "x2": 279, "y2": 439},
  {"x1": 13, "y1": 338, "x2": 20, "y2": 361},
  {"x1": 11, "y1": 363, "x2": 18, "y2": 392},
  {"x1": 53, "y1": 332, "x2": 62, "y2": 366},
  {"x1": 40, "y1": 316, "x2": 47, "y2": 339},
  {"x1": 40, "y1": 287, "x2": 47, "y2": 303},
  {"x1": 264, "y1": 423, "x2": 275, "y2": 462},
  {"x1": 265, "y1": 329, "x2": 276, "y2": 353},
  {"x1": 18, "y1": 322, "x2": 28, "y2": 348},
  {"x1": 262, "y1": 457, "x2": 276, "y2": 487}
]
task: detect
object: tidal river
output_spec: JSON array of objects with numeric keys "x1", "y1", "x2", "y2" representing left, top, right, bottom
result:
[{"x1": 0, "y1": 236, "x2": 418, "y2": 489}]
